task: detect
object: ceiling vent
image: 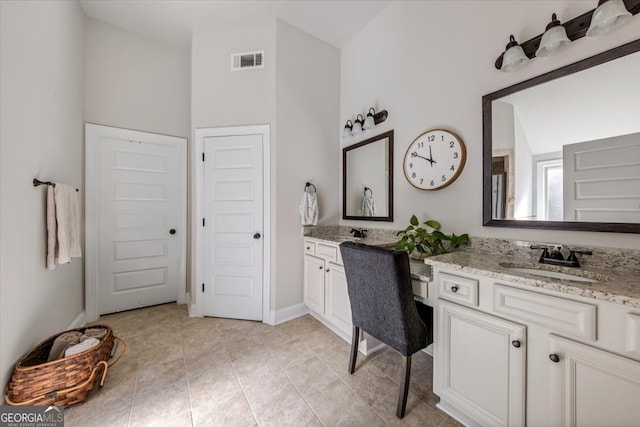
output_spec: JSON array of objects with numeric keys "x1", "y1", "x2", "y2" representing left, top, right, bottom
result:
[{"x1": 230, "y1": 50, "x2": 264, "y2": 71}]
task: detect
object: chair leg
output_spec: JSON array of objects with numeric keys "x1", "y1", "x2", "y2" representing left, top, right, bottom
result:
[
  {"x1": 396, "y1": 355, "x2": 412, "y2": 419},
  {"x1": 348, "y1": 325, "x2": 360, "y2": 374}
]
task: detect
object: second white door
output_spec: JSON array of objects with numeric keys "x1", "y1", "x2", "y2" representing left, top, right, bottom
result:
[{"x1": 202, "y1": 131, "x2": 264, "y2": 320}]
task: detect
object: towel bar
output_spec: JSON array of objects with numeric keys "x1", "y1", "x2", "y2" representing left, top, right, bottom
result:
[
  {"x1": 33, "y1": 178, "x2": 79, "y2": 192},
  {"x1": 305, "y1": 182, "x2": 317, "y2": 193}
]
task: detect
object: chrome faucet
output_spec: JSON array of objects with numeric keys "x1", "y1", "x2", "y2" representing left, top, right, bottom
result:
[
  {"x1": 350, "y1": 228, "x2": 368, "y2": 238},
  {"x1": 530, "y1": 245, "x2": 592, "y2": 268}
]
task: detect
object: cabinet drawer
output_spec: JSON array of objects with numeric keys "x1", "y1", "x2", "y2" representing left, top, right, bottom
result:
[
  {"x1": 316, "y1": 242, "x2": 338, "y2": 263},
  {"x1": 304, "y1": 241, "x2": 316, "y2": 255},
  {"x1": 412, "y1": 279, "x2": 428, "y2": 300},
  {"x1": 438, "y1": 273, "x2": 478, "y2": 306},
  {"x1": 493, "y1": 284, "x2": 596, "y2": 341}
]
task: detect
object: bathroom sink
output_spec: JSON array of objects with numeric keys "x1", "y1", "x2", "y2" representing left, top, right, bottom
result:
[{"x1": 498, "y1": 262, "x2": 602, "y2": 283}]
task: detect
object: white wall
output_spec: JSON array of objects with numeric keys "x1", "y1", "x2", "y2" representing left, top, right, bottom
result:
[
  {"x1": 275, "y1": 20, "x2": 340, "y2": 309},
  {"x1": 190, "y1": 18, "x2": 277, "y2": 308},
  {"x1": 84, "y1": 17, "x2": 190, "y2": 138},
  {"x1": 0, "y1": 0, "x2": 85, "y2": 388},
  {"x1": 340, "y1": 0, "x2": 640, "y2": 250}
]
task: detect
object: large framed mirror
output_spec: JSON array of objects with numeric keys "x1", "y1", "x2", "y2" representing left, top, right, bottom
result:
[
  {"x1": 483, "y1": 39, "x2": 640, "y2": 233},
  {"x1": 343, "y1": 130, "x2": 394, "y2": 221}
]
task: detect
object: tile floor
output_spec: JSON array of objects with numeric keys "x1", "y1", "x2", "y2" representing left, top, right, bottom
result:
[{"x1": 65, "y1": 303, "x2": 460, "y2": 426}]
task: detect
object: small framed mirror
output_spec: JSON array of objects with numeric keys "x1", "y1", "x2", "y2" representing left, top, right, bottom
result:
[{"x1": 343, "y1": 130, "x2": 394, "y2": 221}]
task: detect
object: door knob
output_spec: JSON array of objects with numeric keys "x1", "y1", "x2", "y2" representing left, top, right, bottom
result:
[
  {"x1": 253, "y1": 232, "x2": 261, "y2": 240},
  {"x1": 169, "y1": 229, "x2": 176, "y2": 235}
]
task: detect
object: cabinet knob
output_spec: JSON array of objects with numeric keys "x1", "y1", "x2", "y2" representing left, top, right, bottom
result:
[
  {"x1": 450, "y1": 286, "x2": 459, "y2": 293},
  {"x1": 549, "y1": 353, "x2": 560, "y2": 363},
  {"x1": 326, "y1": 269, "x2": 330, "y2": 272},
  {"x1": 512, "y1": 340, "x2": 521, "y2": 348},
  {"x1": 306, "y1": 246, "x2": 310, "y2": 250},
  {"x1": 253, "y1": 232, "x2": 261, "y2": 240},
  {"x1": 318, "y1": 266, "x2": 323, "y2": 270},
  {"x1": 169, "y1": 229, "x2": 176, "y2": 235}
]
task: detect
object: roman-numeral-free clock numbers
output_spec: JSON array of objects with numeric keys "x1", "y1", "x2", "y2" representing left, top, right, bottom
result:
[{"x1": 403, "y1": 129, "x2": 466, "y2": 190}]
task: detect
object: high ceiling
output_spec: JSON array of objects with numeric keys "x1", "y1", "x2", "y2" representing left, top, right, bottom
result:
[{"x1": 80, "y1": 0, "x2": 392, "y2": 49}]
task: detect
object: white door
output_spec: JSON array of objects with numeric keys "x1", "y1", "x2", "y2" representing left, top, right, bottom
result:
[
  {"x1": 563, "y1": 134, "x2": 640, "y2": 222},
  {"x1": 85, "y1": 124, "x2": 186, "y2": 318},
  {"x1": 202, "y1": 132, "x2": 264, "y2": 320}
]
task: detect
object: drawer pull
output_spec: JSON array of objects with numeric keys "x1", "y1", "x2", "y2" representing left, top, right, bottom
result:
[
  {"x1": 512, "y1": 340, "x2": 521, "y2": 348},
  {"x1": 451, "y1": 286, "x2": 459, "y2": 293},
  {"x1": 549, "y1": 353, "x2": 560, "y2": 363}
]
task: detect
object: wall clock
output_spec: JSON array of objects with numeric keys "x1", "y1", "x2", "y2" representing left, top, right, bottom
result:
[{"x1": 403, "y1": 129, "x2": 466, "y2": 190}]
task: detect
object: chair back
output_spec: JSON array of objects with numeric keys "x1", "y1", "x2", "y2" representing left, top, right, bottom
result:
[{"x1": 339, "y1": 242, "x2": 427, "y2": 356}]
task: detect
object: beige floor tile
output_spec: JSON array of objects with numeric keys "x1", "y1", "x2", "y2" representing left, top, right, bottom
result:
[
  {"x1": 340, "y1": 362, "x2": 400, "y2": 407},
  {"x1": 372, "y1": 390, "x2": 446, "y2": 427},
  {"x1": 304, "y1": 378, "x2": 387, "y2": 427},
  {"x1": 284, "y1": 355, "x2": 339, "y2": 396},
  {"x1": 129, "y1": 382, "x2": 191, "y2": 426},
  {"x1": 256, "y1": 397, "x2": 322, "y2": 427},
  {"x1": 72, "y1": 303, "x2": 459, "y2": 426}
]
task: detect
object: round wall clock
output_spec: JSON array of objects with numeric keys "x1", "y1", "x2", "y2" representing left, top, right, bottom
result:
[{"x1": 403, "y1": 129, "x2": 466, "y2": 190}]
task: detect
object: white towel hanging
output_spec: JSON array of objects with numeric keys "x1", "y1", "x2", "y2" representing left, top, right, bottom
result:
[
  {"x1": 361, "y1": 187, "x2": 376, "y2": 217},
  {"x1": 299, "y1": 184, "x2": 319, "y2": 225},
  {"x1": 47, "y1": 183, "x2": 81, "y2": 269}
]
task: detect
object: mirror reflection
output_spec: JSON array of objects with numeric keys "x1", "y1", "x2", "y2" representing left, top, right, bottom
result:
[
  {"x1": 484, "y1": 40, "x2": 640, "y2": 232},
  {"x1": 343, "y1": 130, "x2": 394, "y2": 221}
]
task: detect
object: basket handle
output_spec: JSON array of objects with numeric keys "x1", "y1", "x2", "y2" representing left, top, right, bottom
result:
[
  {"x1": 108, "y1": 336, "x2": 127, "y2": 368},
  {"x1": 4, "y1": 360, "x2": 108, "y2": 406}
]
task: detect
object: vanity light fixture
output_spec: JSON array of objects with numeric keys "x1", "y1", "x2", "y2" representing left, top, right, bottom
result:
[
  {"x1": 342, "y1": 120, "x2": 353, "y2": 138},
  {"x1": 342, "y1": 108, "x2": 389, "y2": 137},
  {"x1": 587, "y1": 0, "x2": 632, "y2": 36},
  {"x1": 494, "y1": 0, "x2": 639, "y2": 70},
  {"x1": 363, "y1": 108, "x2": 376, "y2": 129},
  {"x1": 501, "y1": 35, "x2": 530, "y2": 72},
  {"x1": 536, "y1": 13, "x2": 571, "y2": 57},
  {"x1": 351, "y1": 114, "x2": 364, "y2": 135}
]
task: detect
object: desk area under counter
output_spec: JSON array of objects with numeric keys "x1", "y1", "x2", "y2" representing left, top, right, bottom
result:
[
  {"x1": 423, "y1": 247, "x2": 640, "y2": 427},
  {"x1": 302, "y1": 235, "x2": 434, "y2": 355}
]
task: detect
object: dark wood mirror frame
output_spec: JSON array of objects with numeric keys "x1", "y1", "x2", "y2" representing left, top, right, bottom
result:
[
  {"x1": 482, "y1": 39, "x2": 640, "y2": 234},
  {"x1": 343, "y1": 130, "x2": 394, "y2": 222}
]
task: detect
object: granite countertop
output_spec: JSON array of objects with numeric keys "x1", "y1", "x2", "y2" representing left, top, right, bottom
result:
[
  {"x1": 424, "y1": 251, "x2": 640, "y2": 308},
  {"x1": 303, "y1": 235, "x2": 433, "y2": 282}
]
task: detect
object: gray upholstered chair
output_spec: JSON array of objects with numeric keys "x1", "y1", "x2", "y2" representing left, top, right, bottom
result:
[{"x1": 339, "y1": 241, "x2": 428, "y2": 419}]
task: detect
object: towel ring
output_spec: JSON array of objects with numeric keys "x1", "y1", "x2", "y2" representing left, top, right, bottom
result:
[
  {"x1": 364, "y1": 187, "x2": 373, "y2": 195},
  {"x1": 305, "y1": 182, "x2": 317, "y2": 193}
]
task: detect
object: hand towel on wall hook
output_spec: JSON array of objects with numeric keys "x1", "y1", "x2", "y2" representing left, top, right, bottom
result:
[{"x1": 300, "y1": 182, "x2": 319, "y2": 225}]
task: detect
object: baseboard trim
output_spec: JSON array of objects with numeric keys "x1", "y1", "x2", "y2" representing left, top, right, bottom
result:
[
  {"x1": 269, "y1": 303, "x2": 309, "y2": 325},
  {"x1": 68, "y1": 311, "x2": 86, "y2": 329},
  {"x1": 436, "y1": 401, "x2": 474, "y2": 427}
]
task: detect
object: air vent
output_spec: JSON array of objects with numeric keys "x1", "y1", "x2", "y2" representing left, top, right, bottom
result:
[{"x1": 230, "y1": 50, "x2": 264, "y2": 71}]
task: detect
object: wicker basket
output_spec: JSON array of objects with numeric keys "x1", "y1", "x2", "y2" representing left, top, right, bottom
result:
[{"x1": 4, "y1": 324, "x2": 125, "y2": 407}]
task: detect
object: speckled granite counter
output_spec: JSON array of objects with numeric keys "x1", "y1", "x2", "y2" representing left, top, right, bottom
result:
[{"x1": 424, "y1": 251, "x2": 640, "y2": 308}]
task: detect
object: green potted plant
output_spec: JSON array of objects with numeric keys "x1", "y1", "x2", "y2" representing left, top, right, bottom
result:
[{"x1": 395, "y1": 215, "x2": 470, "y2": 258}]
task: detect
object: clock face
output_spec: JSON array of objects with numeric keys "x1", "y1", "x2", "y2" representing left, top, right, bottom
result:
[{"x1": 403, "y1": 129, "x2": 466, "y2": 190}]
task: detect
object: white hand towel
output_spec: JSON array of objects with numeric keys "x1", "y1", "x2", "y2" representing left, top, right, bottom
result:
[
  {"x1": 299, "y1": 192, "x2": 319, "y2": 226},
  {"x1": 361, "y1": 192, "x2": 376, "y2": 217},
  {"x1": 54, "y1": 183, "x2": 81, "y2": 264},
  {"x1": 46, "y1": 186, "x2": 58, "y2": 270}
]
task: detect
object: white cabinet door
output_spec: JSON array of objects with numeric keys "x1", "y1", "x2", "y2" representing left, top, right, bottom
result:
[
  {"x1": 325, "y1": 263, "x2": 352, "y2": 336},
  {"x1": 549, "y1": 335, "x2": 640, "y2": 427},
  {"x1": 304, "y1": 255, "x2": 325, "y2": 315},
  {"x1": 435, "y1": 299, "x2": 526, "y2": 427}
]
